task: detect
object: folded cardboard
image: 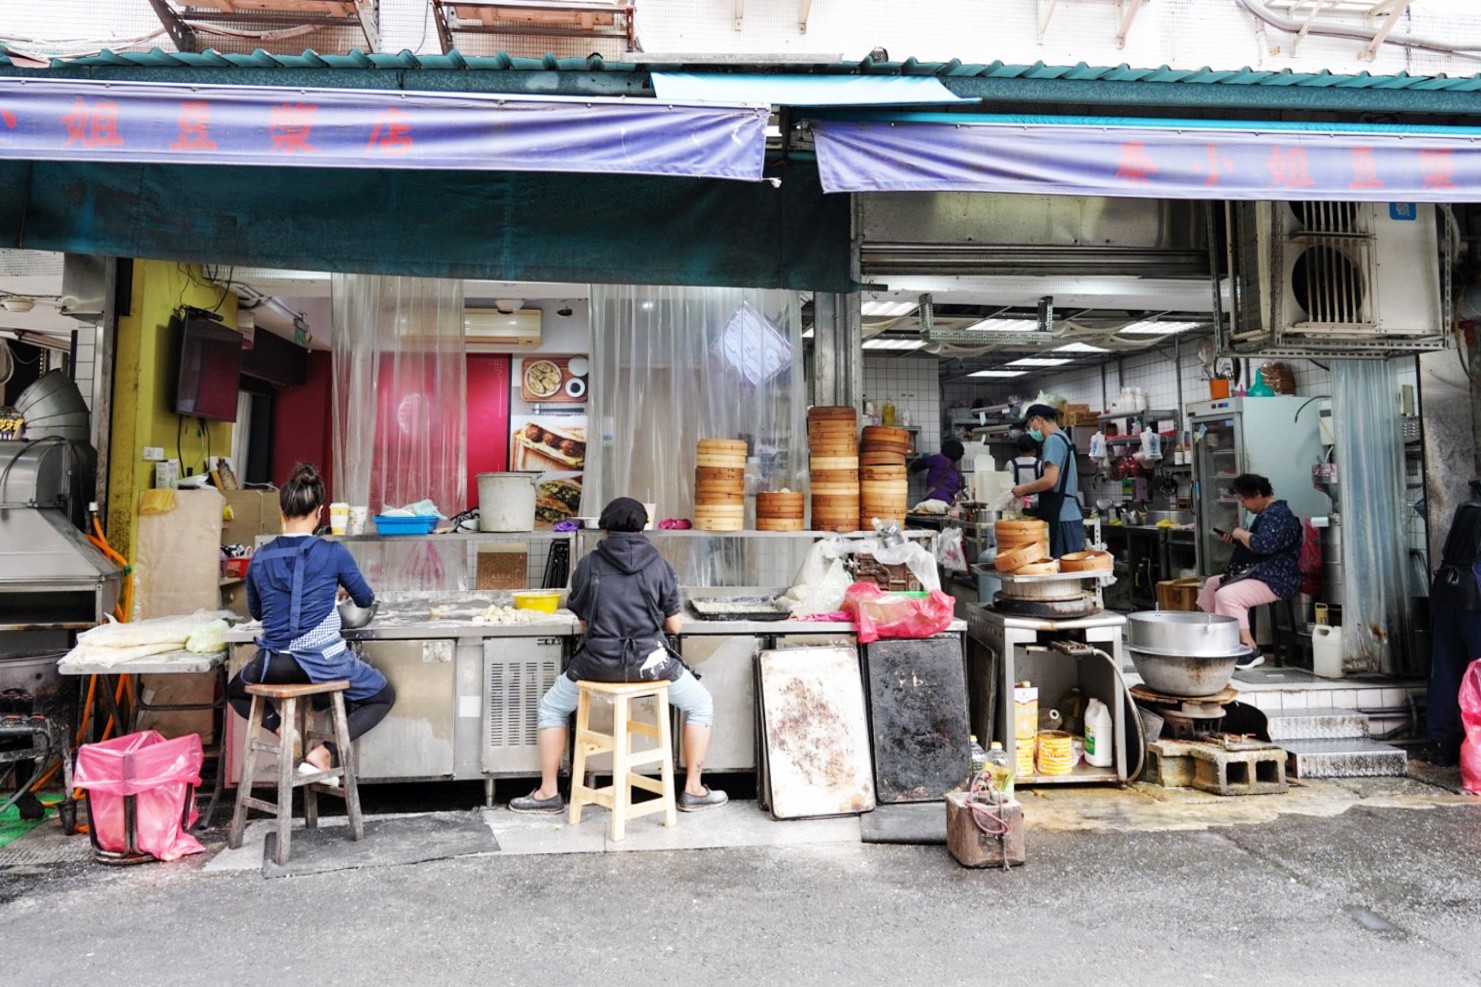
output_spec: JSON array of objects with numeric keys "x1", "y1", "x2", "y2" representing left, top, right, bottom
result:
[{"x1": 223, "y1": 489, "x2": 281, "y2": 547}]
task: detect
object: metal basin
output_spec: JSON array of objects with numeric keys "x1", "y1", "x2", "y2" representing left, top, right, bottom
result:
[
  {"x1": 1129, "y1": 648, "x2": 1238, "y2": 698},
  {"x1": 337, "y1": 599, "x2": 378, "y2": 629},
  {"x1": 1127, "y1": 610, "x2": 1243, "y2": 657},
  {"x1": 1146, "y1": 510, "x2": 1194, "y2": 525}
]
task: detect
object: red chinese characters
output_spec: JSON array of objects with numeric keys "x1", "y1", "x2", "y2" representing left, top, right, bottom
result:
[
  {"x1": 367, "y1": 108, "x2": 413, "y2": 154},
  {"x1": 1193, "y1": 144, "x2": 1236, "y2": 187},
  {"x1": 1267, "y1": 146, "x2": 1315, "y2": 188},
  {"x1": 1114, "y1": 142, "x2": 1158, "y2": 184},
  {"x1": 0, "y1": 109, "x2": 14, "y2": 130},
  {"x1": 1348, "y1": 147, "x2": 1384, "y2": 190},
  {"x1": 1420, "y1": 148, "x2": 1456, "y2": 190},
  {"x1": 61, "y1": 98, "x2": 125, "y2": 148},
  {"x1": 268, "y1": 103, "x2": 317, "y2": 154},
  {"x1": 170, "y1": 101, "x2": 217, "y2": 152}
]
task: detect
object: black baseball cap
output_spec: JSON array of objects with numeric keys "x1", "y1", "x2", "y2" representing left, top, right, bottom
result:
[{"x1": 1019, "y1": 403, "x2": 1061, "y2": 427}]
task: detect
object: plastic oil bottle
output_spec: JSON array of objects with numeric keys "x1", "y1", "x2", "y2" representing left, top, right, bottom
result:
[
  {"x1": 969, "y1": 734, "x2": 988, "y2": 787},
  {"x1": 985, "y1": 741, "x2": 1015, "y2": 798}
]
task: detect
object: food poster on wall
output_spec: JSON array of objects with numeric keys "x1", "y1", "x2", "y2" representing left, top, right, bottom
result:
[
  {"x1": 518, "y1": 355, "x2": 590, "y2": 404},
  {"x1": 510, "y1": 413, "x2": 587, "y2": 528}
]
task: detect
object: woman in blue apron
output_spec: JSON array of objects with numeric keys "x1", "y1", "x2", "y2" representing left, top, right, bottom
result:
[{"x1": 226, "y1": 463, "x2": 395, "y2": 778}]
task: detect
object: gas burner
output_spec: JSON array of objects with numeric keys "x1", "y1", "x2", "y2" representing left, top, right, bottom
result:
[
  {"x1": 1131, "y1": 684, "x2": 1244, "y2": 741},
  {"x1": 990, "y1": 592, "x2": 1102, "y2": 620},
  {"x1": 1130, "y1": 683, "x2": 1239, "y2": 706}
]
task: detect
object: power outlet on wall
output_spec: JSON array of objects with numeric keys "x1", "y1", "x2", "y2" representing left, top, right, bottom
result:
[{"x1": 142, "y1": 446, "x2": 165, "y2": 461}]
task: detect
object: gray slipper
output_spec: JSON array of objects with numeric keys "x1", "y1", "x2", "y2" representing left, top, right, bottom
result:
[
  {"x1": 509, "y1": 790, "x2": 565, "y2": 814},
  {"x1": 678, "y1": 787, "x2": 729, "y2": 812}
]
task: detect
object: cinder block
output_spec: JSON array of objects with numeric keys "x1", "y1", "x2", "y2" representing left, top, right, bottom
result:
[
  {"x1": 1192, "y1": 747, "x2": 1289, "y2": 796},
  {"x1": 1145, "y1": 740, "x2": 1197, "y2": 788}
]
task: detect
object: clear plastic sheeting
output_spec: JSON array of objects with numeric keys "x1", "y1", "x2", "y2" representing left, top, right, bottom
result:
[
  {"x1": 585, "y1": 286, "x2": 807, "y2": 524},
  {"x1": 1332, "y1": 360, "x2": 1411, "y2": 674},
  {"x1": 331, "y1": 274, "x2": 467, "y2": 519}
]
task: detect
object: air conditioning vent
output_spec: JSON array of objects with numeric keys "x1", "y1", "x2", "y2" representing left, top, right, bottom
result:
[
  {"x1": 465, "y1": 307, "x2": 542, "y2": 351},
  {"x1": 482, "y1": 641, "x2": 562, "y2": 774},
  {"x1": 1229, "y1": 200, "x2": 1445, "y2": 355}
]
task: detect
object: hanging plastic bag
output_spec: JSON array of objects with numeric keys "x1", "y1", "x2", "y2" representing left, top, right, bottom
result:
[
  {"x1": 73, "y1": 730, "x2": 206, "y2": 862},
  {"x1": 842, "y1": 581, "x2": 955, "y2": 644},
  {"x1": 863, "y1": 538, "x2": 942, "y2": 592},
  {"x1": 936, "y1": 527, "x2": 968, "y2": 573},
  {"x1": 1298, "y1": 519, "x2": 1323, "y2": 598},
  {"x1": 1459, "y1": 657, "x2": 1481, "y2": 794}
]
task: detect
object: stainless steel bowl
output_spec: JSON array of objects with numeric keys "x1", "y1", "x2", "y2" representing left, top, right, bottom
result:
[
  {"x1": 1127, "y1": 610, "x2": 1242, "y2": 657},
  {"x1": 1129, "y1": 648, "x2": 1238, "y2": 697},
  {"x1": 337, "y1": 599, "x2": 378, "y2": 629}
]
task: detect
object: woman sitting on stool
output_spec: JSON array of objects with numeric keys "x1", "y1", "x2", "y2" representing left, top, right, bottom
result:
[
  {"x1": 1197, "y1": 472, "x2": 1304, "y2": 669},
  {"x1": 227, "y1": 463, "x2": 396, "y2": 778}
]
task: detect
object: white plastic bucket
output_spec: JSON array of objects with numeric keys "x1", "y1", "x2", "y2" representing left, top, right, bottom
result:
[
  {"x1": 477, "y1": 472, "x2": 539, "y2": 532},
  {"x1": 1312, "y1": 624, "x2": 1344, "y2": 679}
]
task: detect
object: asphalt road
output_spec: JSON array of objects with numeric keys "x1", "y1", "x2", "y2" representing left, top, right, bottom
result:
[{"x1": 4, "y1": 796, "x2": 1481, "y2": 987}]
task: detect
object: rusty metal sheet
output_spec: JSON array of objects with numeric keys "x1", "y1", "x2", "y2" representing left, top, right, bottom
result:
[
  {"x1": 863, "y1": 637, "x2": 971, "y2": 803},
  {"x1": 757, "y1": 645, "x2": 875, "y2": 819}
]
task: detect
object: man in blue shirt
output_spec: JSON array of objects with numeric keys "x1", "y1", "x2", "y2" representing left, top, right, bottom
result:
[{"x1": 1009, "y1": 404, "x2": 1085, "y2": 557}]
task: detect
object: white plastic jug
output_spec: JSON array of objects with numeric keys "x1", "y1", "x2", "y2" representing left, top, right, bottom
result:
[
  {"x1": 1312, "y1": 624, "x2": 1344, "y2": 679},
  {"x1": 476, "y1": 472, "x2": 539, "y2": 532},
  {"x1": 1084, "y1": 698, "x2": 1114, "y2": 768}
]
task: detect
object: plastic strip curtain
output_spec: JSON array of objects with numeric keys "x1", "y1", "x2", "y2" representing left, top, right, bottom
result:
[
  {"x1": 330, "y1": 274, "x2": 468, "y2": 518},
  {"x1": 1332, "y1": 359, "x2": 1411, "y2": 674},
  {"x1": 587, "y1": 285, "x2": 806, "y2": 583}
]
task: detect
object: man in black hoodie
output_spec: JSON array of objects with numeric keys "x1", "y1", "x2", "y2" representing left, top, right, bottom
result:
[{"x1": 510, "y1": 497, "x2": 728, "y2": 813}]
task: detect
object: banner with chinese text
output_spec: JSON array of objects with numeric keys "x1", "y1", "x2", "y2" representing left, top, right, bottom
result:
[
  {"x1": 813, "y1": 114, "x2": 1481, "y2": 201},
  {"x1": 0, "y1": 78, "x2": 768, "y2": 181}
]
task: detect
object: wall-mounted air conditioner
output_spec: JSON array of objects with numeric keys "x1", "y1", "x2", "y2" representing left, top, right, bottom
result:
[
  {"x1": 1230, "y1": 201, "x2": 1444, "y2": 354},
  {"x1": 465, "y1": 307, "x2": 542, "y2": 351}
]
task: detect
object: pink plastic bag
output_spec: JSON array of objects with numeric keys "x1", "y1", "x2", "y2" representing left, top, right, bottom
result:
[
  {"x1": 841, "y1": 581, "x2": 956, "y2": 644},
  {"x1": 73, "y1": 730, "x2": 206, "y2": 861},
  {"x1": 1460, "y1": 658, "x2": 1481, "y2": 795}
]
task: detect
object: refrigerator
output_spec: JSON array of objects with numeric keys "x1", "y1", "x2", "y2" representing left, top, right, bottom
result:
[{"x1": 1186, "y1": 396, "x2": 1326, "y2": 577}]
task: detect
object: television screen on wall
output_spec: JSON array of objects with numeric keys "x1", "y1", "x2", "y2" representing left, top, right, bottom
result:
[{"x1": 173, "y1": 309, "x2": 244, "y2": 422}]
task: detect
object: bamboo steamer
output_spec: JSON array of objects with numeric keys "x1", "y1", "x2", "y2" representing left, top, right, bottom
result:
[
  {"x1": 694, "y1": 518, "x2": 745, "y2": 532},
  {"x1": 808, "y1": 406, "x2": 858, "y2": 421},
  {"x1": 860, "y1": 451, "x2": 906, "y2": 467},
  {"x1": 861, "y1": 425, "x2": 909, "y2": 445},
  {"x1": 756, "y1": 491, "x2": 805, "y2": 516},
  {"x1": 994, "y1": 543, "x2": 1046, "y2": 572},
  {"x1": 696, "y1": 454, "x2": 747, "y2": 469},
  {"x1": 1015, "y1": 558, "x2": 1061, "y2": 575},
  {"x1": 810, "y1": 456, "x2": 860, "y2": 471},
  {"x1": 697, "y1": 438, "x2": 747, "y2": 454},
  {"x1": 695, "y1": 466, "x2": 744, "y2": 482},
  {"x1": 1061, "y1": 550, "x2": 1113, "y2": 573},
  {"x1": 861, "y1": 465, "x2": 907, "y2": 481},
  {"x1": 995, "y1": 518, "x2": 1049, "y2": 549},
  {"x1": 756, "y1": 517, "x2": 806, "y2": 532},
  {"x1": 810, "y1": 469, "x2": 859, "y2": 485}
]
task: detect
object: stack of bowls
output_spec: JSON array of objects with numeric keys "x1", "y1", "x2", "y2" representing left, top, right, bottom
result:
[
  {"x1": 808, "y1": 406, "x2": 859, "y2": 532},
  {"x1": 694, "y1": 438, "x2": 746, "y2": 531},
  {"x1": 859, "y1": 426, "x2": 910, "y2": 530},
  {"x1": 756, "y1": 491, "x2": 805, "y2": 531}
]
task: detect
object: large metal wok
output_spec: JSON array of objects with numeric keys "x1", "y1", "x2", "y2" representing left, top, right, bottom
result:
[{"x1": 1127, "y1": 610, "x2": 1246, "y2": 697}]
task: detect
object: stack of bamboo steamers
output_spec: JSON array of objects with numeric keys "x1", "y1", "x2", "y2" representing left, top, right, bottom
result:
[
  {"x1": 859, "y1": 425, "x2": 910, "y2": 531},
  {"x1": 808, "y1": 406, "x2": 860, "y2": 532},
  {"x1": 694, "y1": 439, "x2": 747, "y2": 531}
]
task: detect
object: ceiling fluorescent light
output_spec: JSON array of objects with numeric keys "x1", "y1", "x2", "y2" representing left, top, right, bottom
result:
[
  {"x1": 1054, "y1": 342, "x2": 1110, "y2": 353},
  {"x1": 861, "y1": 300, "x2": 917, "y2": 318},
  {"x1": 862, "y1": 338, "x2": 927, "y2": 350},
  {"x1": 1006, "y1": 357, "x2": 1072, "y2": 367},
  {"x1": 1119, "y1": 320, "x2": 1202, "y2": 335},
  {"x1": 967, "y1": 369, "x2": 1028, "y2": 378},
  {"x1": 963, "y1": 318, "x2": 1040, "y2": 333}
]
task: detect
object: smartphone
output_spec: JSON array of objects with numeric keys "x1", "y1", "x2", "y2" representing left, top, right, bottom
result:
[{"x1": 1212, "y1": 526, "x2": 1227, "y2": 537}]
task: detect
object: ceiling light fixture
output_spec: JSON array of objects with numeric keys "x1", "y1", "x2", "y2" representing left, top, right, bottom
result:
[
  {"x1": 1006, "y1": 357, "x2": 1072, "y2": 367},
  {"x1": 962, "y1": 318, "x2": 1040, "y2": 333},
  {"x1": 1, "y1": 296, "x2": 36, "y2": 313},
  {"x1": 1053, "y1": 342, "x2": 1110, "y2": 353},
  {"x1": 861, "y1": 300, "x2": 917, "y2": 318},
  {"x1": 1119, "y1": 320, "x2": 1202, "y2": 335},
  {"x1": 862, "y1": 338, "x2": 927, "y2": 350},
  {"x1": 967, "y1": 369, "x2": 1028, "y2": 378}
]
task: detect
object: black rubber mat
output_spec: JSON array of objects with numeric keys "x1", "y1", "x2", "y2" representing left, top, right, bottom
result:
[
  {"x1": 262, "y1": 810, "x2": 497, "y2": 879},
  {"x1": 859, "y1": 801, "x2": 947, "y2": 845}
]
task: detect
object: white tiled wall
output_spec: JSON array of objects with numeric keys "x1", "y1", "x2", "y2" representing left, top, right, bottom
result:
[
  {"x1": 863, "y1": 356, "x2": 941, "y2": 455},
  {"x1": 71, "y1": 326, "x2": 96, "y2": 411}
]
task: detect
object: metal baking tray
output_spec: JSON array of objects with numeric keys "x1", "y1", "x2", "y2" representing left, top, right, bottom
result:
[{"x1": 687, "y1": 597, "x2": 792, "y2": 621}]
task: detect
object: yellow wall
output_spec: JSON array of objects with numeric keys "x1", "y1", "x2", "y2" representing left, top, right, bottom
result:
[{"x1": 106, "y1": 261, "x2": 237, "y2": 563}]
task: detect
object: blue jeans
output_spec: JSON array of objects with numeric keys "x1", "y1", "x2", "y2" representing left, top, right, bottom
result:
[{"x1": 537, "y1": 669, "x2": 714, "y2": 730}]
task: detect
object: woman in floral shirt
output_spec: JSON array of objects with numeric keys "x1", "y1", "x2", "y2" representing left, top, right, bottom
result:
[{"x1": 1197, "y1": 473, "x2": 1304, "y2": 665}]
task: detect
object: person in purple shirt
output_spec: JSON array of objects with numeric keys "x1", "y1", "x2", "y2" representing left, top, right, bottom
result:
[{"x1": 909, "y1": 439, "x2": 966, "y2": 504}]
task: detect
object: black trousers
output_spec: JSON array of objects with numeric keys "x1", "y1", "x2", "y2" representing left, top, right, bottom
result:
[
  {"x1": 228, "y1": 650, "x2": 395, "y2": 758},
  {"x1": 1428, "y1": 607, "x2": 1481, "y2": 749}
]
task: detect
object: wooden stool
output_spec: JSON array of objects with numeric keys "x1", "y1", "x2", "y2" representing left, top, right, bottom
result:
[
  {"x1": 227, "y1": 679, "x2": 364, "y2": 866},
  {"x1": 569, "y1": 680, "x2": 677, "y2": 841}
]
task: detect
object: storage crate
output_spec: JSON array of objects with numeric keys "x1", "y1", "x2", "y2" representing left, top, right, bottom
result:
[{"x1": 373, "y1": 514, "x2": 439, "y2": 536}]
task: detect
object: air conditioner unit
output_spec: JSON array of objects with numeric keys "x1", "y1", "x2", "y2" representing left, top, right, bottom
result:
[
  {"x1": 1230, "y1": 201, "x2": 1444, "y2": 355},
  {"x1": 465, "y1": 307, "x2": 542, "y2": 351}
]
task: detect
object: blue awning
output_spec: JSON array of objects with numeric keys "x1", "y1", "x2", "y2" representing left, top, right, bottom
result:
[
  {"x1": 812, "y1": 112, "x2": 1481, "y2": 201},
  {"x1": 0, "y1": 78, "x2": 769, "y2": 181},
  {"x1": 651, "y1": 73, "x2": 971, "y2": 106}
]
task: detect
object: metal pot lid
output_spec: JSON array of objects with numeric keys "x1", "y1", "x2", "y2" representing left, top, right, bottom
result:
[{"x1": 1128, "y1": 643, "x2": 1250, "y2": 659}]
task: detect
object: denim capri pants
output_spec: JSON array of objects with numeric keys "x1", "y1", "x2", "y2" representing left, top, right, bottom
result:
[{"x1": 537, "y1": 669, "x2": 714, "y2": 730}]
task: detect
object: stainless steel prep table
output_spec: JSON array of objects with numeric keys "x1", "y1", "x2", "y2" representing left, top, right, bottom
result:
[{"x1": 224, "y1": 615, "x2": 578, "y2": 803}]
